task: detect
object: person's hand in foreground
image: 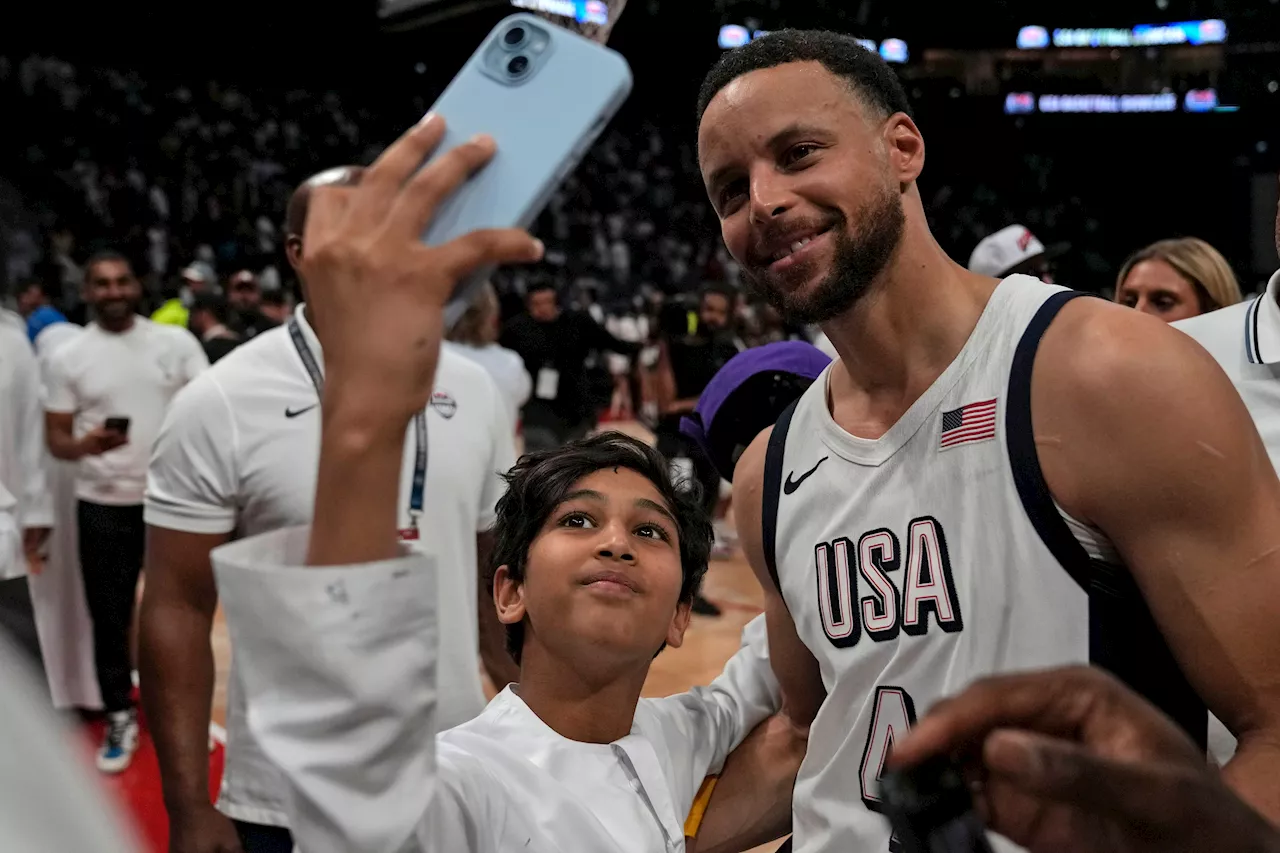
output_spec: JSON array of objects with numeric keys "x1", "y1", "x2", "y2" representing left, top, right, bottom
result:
[
  {"x1": 296, "y1": 114, "x2": 543, "y2": 566},
  {"x1": 889, "y1": 666, "x2": 1280, "y2": 853}
]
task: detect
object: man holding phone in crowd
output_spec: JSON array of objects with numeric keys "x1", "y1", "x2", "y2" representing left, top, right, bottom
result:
[{"x1": 42, "y1": 251, "x2": 207, "y2": 774}]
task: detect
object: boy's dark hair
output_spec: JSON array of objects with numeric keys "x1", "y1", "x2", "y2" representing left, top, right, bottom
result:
[
  {"x1": 697, "y1": 29, "x2": 914, "y2": 126},
  {"x1": 490, "y1": 432, "x2": 714, "y2": 665}
]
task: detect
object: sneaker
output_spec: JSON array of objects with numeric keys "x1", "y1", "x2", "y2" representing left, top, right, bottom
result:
[{"x1": 96, "y1": 710, "x2": 139, "y2": 774}]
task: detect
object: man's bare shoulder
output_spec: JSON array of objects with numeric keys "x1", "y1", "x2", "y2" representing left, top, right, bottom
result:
[
  {"x1": 1033, "y1": 295, "x2": 1261, "y2": 520},
  {"x1": 1036, "y1": 296, "x2": 1225, "y2": 406}
]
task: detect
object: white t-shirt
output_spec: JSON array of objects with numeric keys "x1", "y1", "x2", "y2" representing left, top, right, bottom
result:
[
  {"x1": 145, "y1": 307, "x2": 516, "y2": 827},
  {"x1": 44, "y1": 317, "x2": 207, "y2": 506},
  {"x1": 444, "y1": 341, "x2": 531, "y2": 429}
]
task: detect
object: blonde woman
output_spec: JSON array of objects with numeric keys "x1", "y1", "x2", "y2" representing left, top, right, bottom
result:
[
  {"x1": 1114, "y1": 237, "x2": 1243, "y2": 323},
  {"x1": 446, "y1": 283, "x2": 531, "y2": 429}
]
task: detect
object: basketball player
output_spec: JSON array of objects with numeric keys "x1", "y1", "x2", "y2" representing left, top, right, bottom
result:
[
  {"x1": 140, "y1": 166, "x2": 520, "y2": 853},
  {"x1": 695, "y1": 30, "x2": 1280, "y2": 850}
]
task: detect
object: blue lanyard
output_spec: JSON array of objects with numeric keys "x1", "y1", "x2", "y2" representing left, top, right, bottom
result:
[{"x1": 288, "y1": 316, "x2": 427, "y2": 527}]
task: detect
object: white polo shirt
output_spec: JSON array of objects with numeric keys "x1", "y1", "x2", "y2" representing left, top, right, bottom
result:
[
  {"x1": 145, "y1": 307, "x2": 516, "y2": 827},
  {"x1": 44, "y1": 316, "x2": 207, "y2": 506},
  {"x1": 1175, "y1": 270, "x2": 1280, "y2": 468}
]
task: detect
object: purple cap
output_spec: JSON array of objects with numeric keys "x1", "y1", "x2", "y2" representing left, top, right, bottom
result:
[{"x1": 681, "y1": 340, "x2": 832, "y2": 480}]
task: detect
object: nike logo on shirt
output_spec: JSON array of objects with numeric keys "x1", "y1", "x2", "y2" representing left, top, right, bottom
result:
[
  {"x1": 284, "y1": 404, "x2": 318, "y2": 418},
  {"x1": 783, "y1": 456, "x2": 828, "y2": 495}
]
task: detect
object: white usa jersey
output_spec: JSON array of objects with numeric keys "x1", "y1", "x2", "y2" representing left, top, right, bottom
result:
[{"x1": 762, "y1": 276, "x2": 1205, "y2": 853}]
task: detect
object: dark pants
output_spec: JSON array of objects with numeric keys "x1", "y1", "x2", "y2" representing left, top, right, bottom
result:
[
  {"x1": 234, "y1": 821, "x2": 294, "y2": 853},
  {"x1": 0, "y1": 576, "x2": 44, "y2": 679},
  {"x1": 77, "y1": 501, "x2": 144, "y2": 713},
  {"x1": 655, "y1": 426, "x2": 720, "y2": 516}
]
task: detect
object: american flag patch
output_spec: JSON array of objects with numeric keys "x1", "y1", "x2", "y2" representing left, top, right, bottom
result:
[{"x1": 939, "y1": 399, "x2": 998, "y2": 449}]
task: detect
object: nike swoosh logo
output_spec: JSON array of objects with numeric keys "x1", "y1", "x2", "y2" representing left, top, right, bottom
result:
[
  {"x1": 284, "y1": 404, "x2": 318, "y2": 418},
  {"x1": 783, "y1": 456, "x2": 829, "y2": 495}
]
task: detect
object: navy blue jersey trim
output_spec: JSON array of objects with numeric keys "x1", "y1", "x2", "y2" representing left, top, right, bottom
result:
[
  {"x1": 762, "y1": 398, "x2": 800, "y2": 594},
  {"x1": 1007, "y1": 289, "x2": 1207, "y2": 749},
  {"x1": 1006, "y1": 290, "x2": 1093, "y2": 591},
  {"x1": 1246, "y1": 294, "x2": 1264, "y2": 365}
]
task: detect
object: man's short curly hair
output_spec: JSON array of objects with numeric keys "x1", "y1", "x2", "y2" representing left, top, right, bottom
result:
[
  {"x1": 490, "y1": 432, "x2": 714, "y2": 664},
  {"x1": 697, "y1": 29, "x2": 913, "y2": 126}
]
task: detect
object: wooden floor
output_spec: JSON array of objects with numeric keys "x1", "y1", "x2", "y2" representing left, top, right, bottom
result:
[{"x1": 207, "y1": 420, "x2": 779, "y2": 850}]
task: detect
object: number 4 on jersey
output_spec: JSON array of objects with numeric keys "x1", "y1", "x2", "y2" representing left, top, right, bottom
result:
[{"x1": 861, "y1": 686, "x2": 918, "y2": 852}]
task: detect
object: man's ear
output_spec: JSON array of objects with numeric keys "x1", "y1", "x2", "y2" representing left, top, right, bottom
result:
[
  {"x1": 493, "y1": 564, "x2": 526, "y2": 626},
  {"x1": 883, "y1": 112, "x2": 925, "y2": 186},
  {"x1": 284, "y1": 235, "x2": 303, "y2": 271},
  {"x1": 665, "y1": 600, "x2": 693, "y2": 649}
]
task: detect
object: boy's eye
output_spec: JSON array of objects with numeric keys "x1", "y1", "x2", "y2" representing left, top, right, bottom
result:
[{"x1": 559, "y1": 512, "x2": 596, "y2": 529}]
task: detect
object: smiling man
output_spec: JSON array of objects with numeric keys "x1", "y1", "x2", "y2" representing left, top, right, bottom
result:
[
  {"x1": 696, "y1": 29, "x2": 1280, "y2": 851},
  {"x1": 43, "y1": 251, "x2": 207, "y2": 774}
]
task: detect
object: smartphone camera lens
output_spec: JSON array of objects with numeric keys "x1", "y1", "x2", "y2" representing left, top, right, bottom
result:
[
  {"x1": 507, "y1": 55, "x2": 530, "y2": 77},
  {"x1": 504, "y1": 26, "x2": 527, "y2": 48}
]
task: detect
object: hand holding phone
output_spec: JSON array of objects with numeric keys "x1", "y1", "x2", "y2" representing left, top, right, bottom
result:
[
  {"x1": 104, "y1": 416, "x2": 131, "y2": 437},
  {"x1": 82, "y1": 425, "x2": 129, "y2": 456}
]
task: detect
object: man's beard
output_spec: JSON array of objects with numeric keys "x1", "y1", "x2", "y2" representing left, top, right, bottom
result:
[
  {"x1": 95, "y1": 299, "x2": 137, "y2": 322},
  {"x1": 741, "y1": 185, "x2": 905, "y2": 326}
]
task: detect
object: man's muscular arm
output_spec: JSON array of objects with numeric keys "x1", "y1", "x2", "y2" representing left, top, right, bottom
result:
[
  {"x1": 688, "y1": 713, "x2": 809, "y2": 853},
  {"x1": 733, "y1": 429, "x2": 826, "y2": 726},
  {"x1": 139, "y1": 527, "x2": 243, "y2": 853},
  {"x1": 1036, "y1": 299, "x2": 1280, "y2": 822}
]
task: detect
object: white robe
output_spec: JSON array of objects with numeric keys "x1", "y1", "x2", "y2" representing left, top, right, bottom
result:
[
  {"x1": 28, "y1": 322, "x2": 102, "y2": 710},
  {"x1": 0, "y1": 312, "x2": 51, "y2": 579},
  {"x1": 214, "y1": 527, "x2": 780, "y2": 853}
]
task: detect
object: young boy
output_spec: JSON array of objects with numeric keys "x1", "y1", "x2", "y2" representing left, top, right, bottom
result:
[{"x1": 215, "y1": 431, "x2": 787, "y2": 852}]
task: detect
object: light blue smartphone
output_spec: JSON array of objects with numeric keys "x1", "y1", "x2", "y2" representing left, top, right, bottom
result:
[{"x1": 421, "y1": 13, "x2": 634, "y2": 326}]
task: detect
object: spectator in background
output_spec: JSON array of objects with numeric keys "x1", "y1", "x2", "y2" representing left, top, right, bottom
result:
[
  {"x1": 226, "y1": 269, "x2": 279, "y2": 340},
  {"x1": 0, "y1": 306, "x2": 52, "y2": 664},
  {"x1": 258, "y1": 288, "x2": 290, "y2": 324},
  {"x1": 1115, "y1": 237, "x2": 1243, "y2": 323},
  {"x1": 446, "y1": 282, "x2": 530, "y2": 433},
  {"x1": 14, "y1": 279, "x2": 68, "y2": 345},
  {"x1": 654, "y1": 283, "x2": 743, "y2": 595},
  {"x1": 967, "y1": 224, "x2": 1068, "y2": 283},
  {"x1": 187, "y1": 293, "x2": 241, "y2": 364},
  {"x1": 501, "y1": 282, "x2": 639, "y2": 452},
  {"x1": 42, "y1": 251, "x2": 207, "y2": 774},
  {"x1": 151, "y1": 265, "x2": 212, "y2": 329}
]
